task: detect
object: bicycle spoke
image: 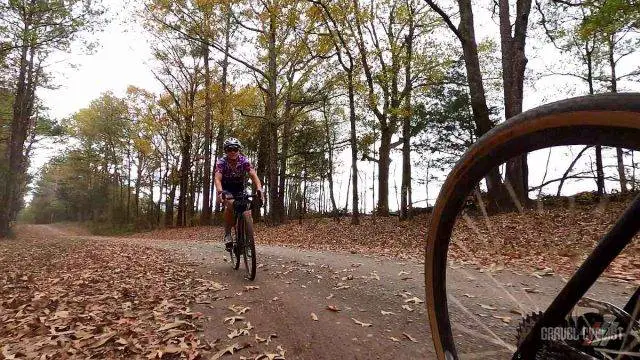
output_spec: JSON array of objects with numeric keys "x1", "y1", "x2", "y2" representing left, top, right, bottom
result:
[
  {"x1": 458, "y1": 213, "x2": 529, "y2": 315},
  {"x1": 474, "y1": 189, "x2": 492, "y2": 232},
  {"x1": 448, "y1": 294, "x2": 517, "y2": 352},
  {"x1": 616, "y1": 298, "x2": 640, "y2": 360}
]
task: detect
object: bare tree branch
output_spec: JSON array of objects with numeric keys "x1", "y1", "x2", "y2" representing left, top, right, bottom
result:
[{"x1": 423, "y1": 0, "x2": 464, "y2": 43}]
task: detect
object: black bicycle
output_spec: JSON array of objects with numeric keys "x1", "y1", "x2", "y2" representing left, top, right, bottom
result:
[
  {"x1": 225, "y1": 192, "x2": 261, "y2": 281},
  {"x1": 426, "y1": 93, "x2": 640, "y2": 359}
]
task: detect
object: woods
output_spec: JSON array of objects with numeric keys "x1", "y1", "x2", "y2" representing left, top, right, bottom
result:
[{"x1": 2, "y1": 0, "x2": 640, "y2": 236}]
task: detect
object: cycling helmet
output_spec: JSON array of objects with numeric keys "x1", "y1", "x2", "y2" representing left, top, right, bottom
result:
[{"x1": 223, "y1": 137, "x2": 242, "y2": 151}]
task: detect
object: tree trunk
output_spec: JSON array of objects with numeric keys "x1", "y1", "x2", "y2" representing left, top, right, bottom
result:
[
  {"x1": 165, "y1": 168, "x2": 178, "y2": 227},
  {"x1": 266, "y1": 8, "x2": 283, "y2": 225},
  {"x1": 127, "y1": 143, "x2": 132, "y2": 223},
  {"x1": 455, "y1": 0, "x2": 511, "y2": 212},
  {"x1": 254, "y1": 122, "x2": 268, "y2": 222},
  {"x1": 582, "y1": 41, "x2": 605, "y2": 195},
  {"x1": 135, "y1": 153, "x2": 143, "y2": 218},
  {"x1": 499, "y1": 0, "x2": 532, "y2": 209},
  {"x1": 400, "y1": 14, "x2": 415, "y2": 221},
  {"x1": 617, "y1": 147, "x2": 627, "y2": 193},
  {"x1": 377, "y1": 126, "x2": 391, "y2": 216},
  {"x1": 595, "y1": 145, "x2": 605, "y2": 196},
  {"x1": 201, "y1": 45, "x2": 213, "y2": 224},
  {"x1": 148, "y1": 168, "x2": 154, "y2": 226},
  {"x1": 0, "y1": 22, "x2": 35, "y2": 237},
  {"x1": 279, "y1": 99, "x2": 291, "y2": 219},
  {"x1": 607, "y1": 37, "x2": 627, "y2": 193},
  {"x1": 176, "y1": 132, "x2": 191, "y2": 227},
  {"x1": 323, "y1": 102, "x2": 338, "y2": 214},
  {"x1": 347, "y1": 72, "x2": 360, "y2": 224},
  {"x1": 214, "y1": 5, "x2": 232, "y2": 217}
]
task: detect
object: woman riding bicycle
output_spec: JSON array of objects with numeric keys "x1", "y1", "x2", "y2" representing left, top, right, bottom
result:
[{"x1": 214, "y1": 137, "x2": 264, "y2": 251}]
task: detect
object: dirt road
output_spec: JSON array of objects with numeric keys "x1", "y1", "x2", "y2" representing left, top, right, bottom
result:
[{"x1": 21, "y1": 224, "x2": 639, "y2": 359}]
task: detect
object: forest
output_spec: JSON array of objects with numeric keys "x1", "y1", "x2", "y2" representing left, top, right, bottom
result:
[{"x1": 1, "y1": 0, "x2": 639, "y2": 236}]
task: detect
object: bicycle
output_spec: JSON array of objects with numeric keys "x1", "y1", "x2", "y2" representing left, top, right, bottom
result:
[
  {"x1": 224, "y1": 192, "x2": 261, "y2": 281},
  {"x1": 425, "y1": 93, "x2": 640, "y2": 359}
]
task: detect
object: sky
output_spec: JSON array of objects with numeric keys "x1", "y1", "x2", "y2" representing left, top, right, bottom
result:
[
  {"x1": 29, "y1": 1, "x2": 640, "y2": 211},
  {"x1": 32, "y1": 5, "x2": 160, "y2": 179}
]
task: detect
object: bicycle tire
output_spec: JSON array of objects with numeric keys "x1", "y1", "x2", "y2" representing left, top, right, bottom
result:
[
  {"x1": 425, "y1": 93, "x2": 640, "y2": 360},
  {"x1": 233, "y1": 217, "x2": 242, "y2": 270},
  {"x1": 242, "y1": 213, "x2": 257, "y2": 280}
]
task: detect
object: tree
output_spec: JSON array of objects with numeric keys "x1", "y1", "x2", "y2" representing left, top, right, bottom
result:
[
  {"x1": 425, "y1": 0, "x2": 536, "y2": 212},
  {"x1": 351, "y1": 0, "x2": 446, "y2": 216},
  {"x1": 499, "y1": 0, "x2": 533, "y2": 208},
  {"x1": 424, "y1": 0, "x2": 512, "y2": 212},
  {"x1": 69, "y1": 92, "x2": 131, "y2": 222},
  {"x1": 538, "y1": 0, "x2": 639, "y2": 196},
  {"x1": 581, "y1": 0, "x2": 640, "y2": 193},
  {"x1": 0, "y1": 0, "x2": 104, "y2": 237},
  {"x1": 311, "y1": 0, "x2": 362, "y2": 224},
  {"x1": 151, "y1": 37, "x2": 202, "y2": 227}
]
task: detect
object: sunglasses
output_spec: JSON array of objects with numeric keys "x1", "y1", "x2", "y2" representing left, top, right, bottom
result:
[{"x1": 226, "y1": 148, "x2": 239, "y2": 153}]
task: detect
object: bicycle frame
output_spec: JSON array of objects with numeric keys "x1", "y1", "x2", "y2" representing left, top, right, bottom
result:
[
  {"x1": 513, "y1": 191, "x2": 640, "y2": 359},
  {"x1": 229, "y1": 193, "x2": 258, "y2": 251}
]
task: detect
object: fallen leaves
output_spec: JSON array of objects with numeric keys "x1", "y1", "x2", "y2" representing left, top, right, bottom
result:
[
  {"x1": 333, "y1": 283, "x2": 350, "y2": 290},
  {"x1": 157, "y1": 320, "x2": 195, "y2": 332},
  {"x1": 351, "y1": 318, "x2": 372, "y2": 327},
  {"x1": 252, "y1": 345, "x2": 286, "y2": 360},
  {"x1": 492, "y1": 315, "x2": 512, "y2": 324},
  {"x1": 532, "y1": 268, "x2": 554, "y2": 278},
  {"x1": 255, "y1": 333, "x2": 278, "y2": 345},
  {"x1": 87, "y1": 332, "x2": 116, "y2": 349},
  {"x1": 402, "y1": 332, "x2": 418, "y2": 343},
  {"x1": 227, "y1": 328, "x2": 251, "y2": 339},
  {"x1": 229, "y1": 304, "x2": 251, "y2": 315},
  {"x1": 224, "y1": 316, "x2": 246, "y2": 325},
  {"x1": 211, "y1": 342, "x2": 251, "y2": 360},
  {"x1": 404, "y1": 296, "x2": 424, "y2": 304},
  {"x1": 0, "y1": 233, "x2": 222, "y2": 360},
  {"x1": 401, "y1": 305, "x2": 414, "y2": 312}
]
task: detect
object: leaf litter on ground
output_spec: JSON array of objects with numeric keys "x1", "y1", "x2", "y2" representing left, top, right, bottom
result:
[{"x1": 0, "y1": 226, "x2": 226, "y2": 359}]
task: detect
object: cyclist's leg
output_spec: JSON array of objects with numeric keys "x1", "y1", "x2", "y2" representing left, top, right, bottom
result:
[{"x1": 222, "y1": 194, "x2": 235, "y2": 250}]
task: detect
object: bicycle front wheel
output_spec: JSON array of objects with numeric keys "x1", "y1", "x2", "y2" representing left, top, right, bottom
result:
[
  {"x1": 232, "y1": 222, "x2": 241, "y2": 270},
  {"x1": 426, "y1": 93, "x2": 640, "y2": 359},
  {"x1": 241, "y1": 214, "x2": 257, "y2": 280}
]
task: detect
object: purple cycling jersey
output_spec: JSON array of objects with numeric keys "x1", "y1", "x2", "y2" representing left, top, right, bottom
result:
[{"x1": 215, "y1": 154, "x2": 253, "y2": 194}]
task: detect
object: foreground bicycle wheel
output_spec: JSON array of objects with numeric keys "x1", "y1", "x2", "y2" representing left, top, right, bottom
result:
[
  {"x1": 241, "y1": 214, "x2": 257, "y2": 280},
  {"x1": 426, "y1": 93, "x2": 640, "y2": 359}
]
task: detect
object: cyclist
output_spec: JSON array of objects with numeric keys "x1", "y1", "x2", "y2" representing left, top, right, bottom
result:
[{"x1": 214, "y1": 137, "x2": 264, "y2": 251}]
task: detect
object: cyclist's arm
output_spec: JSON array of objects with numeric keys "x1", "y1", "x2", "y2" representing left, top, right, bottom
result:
[
  {"x1": 248, "y1": 168, "x2": 263, "y2": 192},
  {"x1": 214, "y1": 171, "x2": 224, "y2": 201}
]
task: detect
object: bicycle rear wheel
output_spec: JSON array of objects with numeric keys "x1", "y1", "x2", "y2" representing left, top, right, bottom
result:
[
  {"x1": 426, "y1": 93, "x2": 640, "y2": 359},
  {"x1": 241, "y1": 214, "x2": 257, "y2": 280}
]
